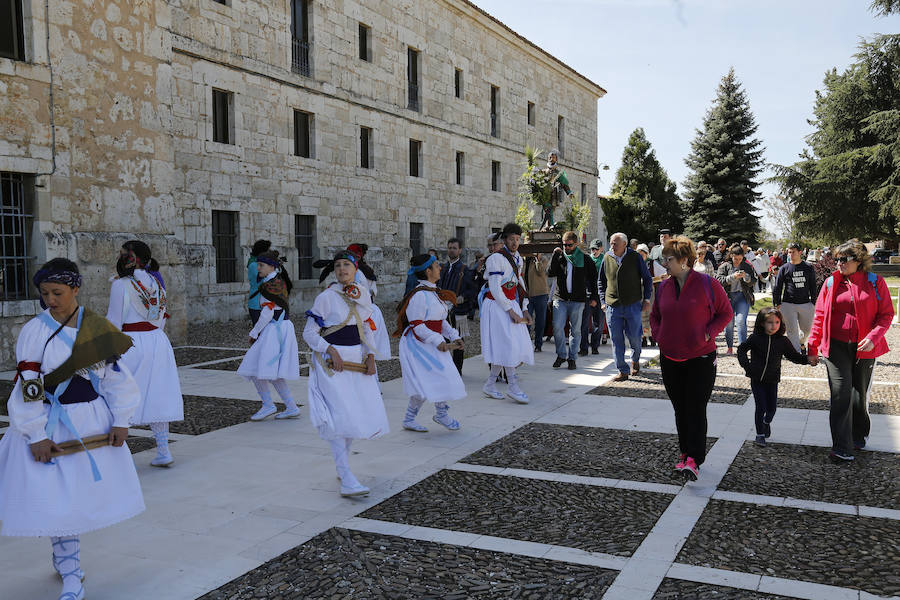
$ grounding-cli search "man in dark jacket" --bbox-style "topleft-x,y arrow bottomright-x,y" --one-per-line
772,241 -> 817,352
438,237 -> 476,373
599,232 -> 653,381
548,231 -> 599,370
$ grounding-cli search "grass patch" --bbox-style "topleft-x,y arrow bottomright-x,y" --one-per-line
751,296 -> 773,312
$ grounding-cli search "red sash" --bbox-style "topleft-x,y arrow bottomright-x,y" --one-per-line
406,319 -> 443,342
485,287 -> 517,301
122,322 -> 158,332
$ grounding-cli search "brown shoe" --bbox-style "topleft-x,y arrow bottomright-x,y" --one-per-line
612,372 -> 629,382
631,362 -> 640,376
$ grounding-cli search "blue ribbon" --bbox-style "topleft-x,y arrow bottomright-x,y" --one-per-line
38,309 -> 103,482
266,311 -> 287,367
403,328 -> 445,372
305,310 -> 326,328
406,255 -> 436,276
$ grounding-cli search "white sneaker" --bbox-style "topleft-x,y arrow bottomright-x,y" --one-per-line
507,389 -> 529,404
483,384 -> 504,400
403,420 -> 429,432
275,406 -> 302,419
337,469 -> 370,497
250,405 -> 277,421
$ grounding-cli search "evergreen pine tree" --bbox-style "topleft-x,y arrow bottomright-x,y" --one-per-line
608,127 -> 683,242
682,69 -> 765,244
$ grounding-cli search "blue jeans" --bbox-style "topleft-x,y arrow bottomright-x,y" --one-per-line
606,302 -> 643,375
527,294 -> 549,350
552,298 -> 583,360
580,301 -> 604,352
725,291 -> 750,348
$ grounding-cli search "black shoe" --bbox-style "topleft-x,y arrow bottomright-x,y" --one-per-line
578,349 -> 588,356
853,439 -> 866,450
754,435 -> 766,447
567,359 -> 576,370
763,422 -> 771,439
534,346 -> 542,353
553,357 -> 565,368
641,337 -> 648,347
591,348 -> 600,355
829,450 -> 854,462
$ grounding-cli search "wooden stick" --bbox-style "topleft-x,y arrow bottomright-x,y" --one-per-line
50,433 -> 111,458
327,359 -> 369,374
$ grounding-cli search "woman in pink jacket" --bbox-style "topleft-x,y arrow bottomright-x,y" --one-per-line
650,236 -> 733,481
807,239 -> 894,462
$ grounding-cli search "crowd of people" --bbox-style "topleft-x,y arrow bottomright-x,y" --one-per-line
0,228 -> 893,600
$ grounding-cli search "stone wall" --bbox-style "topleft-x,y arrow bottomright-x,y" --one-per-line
0,0 -> 604,367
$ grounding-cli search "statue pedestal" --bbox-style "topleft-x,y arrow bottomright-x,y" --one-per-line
519,230 -> 562,255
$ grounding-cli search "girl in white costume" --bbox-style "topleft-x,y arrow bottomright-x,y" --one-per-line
238,251 -> 301,420
107,240 -> 184,467
304,250 -> 389,497
397,253 -> 466,432
479,223 -> 534,403
0,259 -> 144,600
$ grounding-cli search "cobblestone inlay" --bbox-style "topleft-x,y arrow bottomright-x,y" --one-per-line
676,499 -> 900,597
133,395 -> 298,435
197,527 -> 618,600
0,380 -> 13,415
173,346 -> 246,367
360,469 -> 671,555
587,370 -> 750,405
652,578 -> 797,599
775,380 -> 900,415
718,441 -> 900,510
462,423 -> 716,485
125,435 -> 175,455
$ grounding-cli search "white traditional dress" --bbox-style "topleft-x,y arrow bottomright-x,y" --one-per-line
399,282 -> 466,403
354,270 -> 391,360
479,250 -> 535,367
303,283 -> 389,441
107,269 -> 184,425
237,274 -> 301,381
0,310 -> 145,537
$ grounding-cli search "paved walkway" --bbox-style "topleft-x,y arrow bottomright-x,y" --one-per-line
1,328 -> 898,599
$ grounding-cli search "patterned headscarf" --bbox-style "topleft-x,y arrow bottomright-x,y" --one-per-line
33,268 -> 83,289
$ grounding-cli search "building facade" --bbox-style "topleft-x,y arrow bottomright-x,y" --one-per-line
0,0 -> 605,367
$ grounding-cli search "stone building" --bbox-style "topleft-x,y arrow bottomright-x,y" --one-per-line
0,0 -> 605,367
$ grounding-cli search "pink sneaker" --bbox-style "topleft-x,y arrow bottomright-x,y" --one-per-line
675,453 -> 686,471
682,457 -> 699,481
726,347 -> 734,355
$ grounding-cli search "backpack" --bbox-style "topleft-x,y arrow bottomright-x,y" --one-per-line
824,272 -> 881,301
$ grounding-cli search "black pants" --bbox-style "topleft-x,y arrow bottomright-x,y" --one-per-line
448,312 -> 464,374
249,308 -> 262,326
661,352 -> 717,465
750,380 -> 778,435
823,339 -> 875,453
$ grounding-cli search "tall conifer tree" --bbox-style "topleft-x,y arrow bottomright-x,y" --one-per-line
682,69 -> 765,243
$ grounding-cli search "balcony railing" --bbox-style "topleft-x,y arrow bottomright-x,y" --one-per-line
291,39 -> 310,77
408,83 -> 419,111
490,113 -> 498,137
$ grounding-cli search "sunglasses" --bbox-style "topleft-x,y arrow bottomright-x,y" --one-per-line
563,242 -> 576,248
836,256 -> 856,264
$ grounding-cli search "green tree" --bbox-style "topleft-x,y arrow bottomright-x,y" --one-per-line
681,68 -> 765,244
605,127 -> 682,242
770,34 -> 900,243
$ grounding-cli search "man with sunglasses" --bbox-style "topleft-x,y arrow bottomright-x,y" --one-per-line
549,232 -> 600,370
773,241 -> 817,352
712,238 -> 728,269
599,232 -> 653,381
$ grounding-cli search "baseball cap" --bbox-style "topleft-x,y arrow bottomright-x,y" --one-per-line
636,243 -> 650,254
788,242 -> 801,250
589,238 -> 603,250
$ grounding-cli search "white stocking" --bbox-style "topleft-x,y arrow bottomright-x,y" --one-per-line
271,378 -> 298,411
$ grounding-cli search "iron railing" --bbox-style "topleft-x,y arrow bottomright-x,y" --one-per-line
291,39 -> 310,77
408,83 -> 419,111
0,173 -> 33,301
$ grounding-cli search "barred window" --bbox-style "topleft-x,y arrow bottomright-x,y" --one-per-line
409,222 -> 423,256
0,172 -> 34,301
295,214 -> 316,279
212,210 -> 239,283
0,0 -> 25,61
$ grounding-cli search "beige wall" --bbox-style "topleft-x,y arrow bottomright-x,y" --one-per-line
0,0 -> 603,366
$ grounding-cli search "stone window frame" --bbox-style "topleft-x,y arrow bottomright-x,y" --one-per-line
454,68 -> 463,100
359,126 -> 373,169
557,115 -> 565,158
293,109 -> 314,159
527,101 -> 535,127
0,171 -> 36,302
455,226 -> 466,250
455,151 -> 464,186
295,214 -> 317,280
489,85 -> 500,138
212,209 -> 240,284
409,139 -> 422,178
358,22 -> 372,62
409,222 -> 424,256
581,182 -> 586,203
490,160 -> 501,192
209,0 -> 229,6
212,88 -> 234,145
0,0 -> 26,61
407,46 -> 421,112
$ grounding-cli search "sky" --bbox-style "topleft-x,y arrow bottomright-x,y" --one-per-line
473,0 -> 900,235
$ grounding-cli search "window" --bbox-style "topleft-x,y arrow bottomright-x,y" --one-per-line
490,85 -> 499,137
407,48 -> 419,111
291,0 -> 310,76
557,115 -> 565,157
409,222 -> 423,256
293,110 -> 312,158
212,210 -> 239,283
581,182 -> 587,202
360,126 -> 372,169
454,68 -> 463,99
0,0 -> 25,61
527,101 -> 535,126
0,172 -> 34,300
358,23 -> 371,61
211,0 -> 227,4
295,215 -> 316,279
491,227 -> 500,235
455,151 -> 464,185
455,227 -> 466,249
491,161 -> 501,192
212,89 -> 231,144
409,139 -> 422,177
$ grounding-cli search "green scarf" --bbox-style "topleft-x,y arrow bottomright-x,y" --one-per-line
564,246 -> 585,268
44,308 -> 134,388
592,253 -> 603,271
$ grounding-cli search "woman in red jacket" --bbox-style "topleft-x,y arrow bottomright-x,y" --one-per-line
650,236 -> 733,481
807,239 -> 894,462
